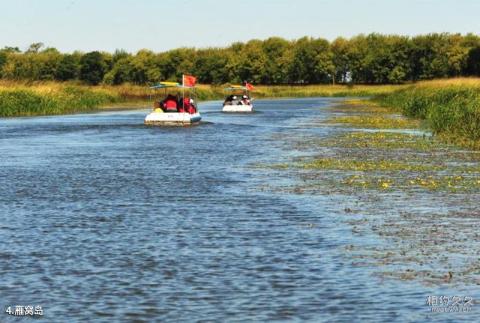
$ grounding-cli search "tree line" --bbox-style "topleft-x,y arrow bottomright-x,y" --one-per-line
1,33 -> 480,86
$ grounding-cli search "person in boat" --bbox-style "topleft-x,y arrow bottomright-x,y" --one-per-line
163,94 -> 178,112
177,96 -> 186,113
153,100 -> 164,113
240,95 -> 251,106
223,95 -> 234,106
231,95 -> 239,105
187,98 -> 197,114
179,97 -> 197,114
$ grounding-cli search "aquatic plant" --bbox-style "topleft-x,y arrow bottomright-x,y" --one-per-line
326,115 -> 420,129
301,158 -> 441,172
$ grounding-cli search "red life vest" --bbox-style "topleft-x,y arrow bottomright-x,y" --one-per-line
164,99 -> 177,111
183,98 -> 196,114
181,98 -> 190,113
187,104 -> 196,114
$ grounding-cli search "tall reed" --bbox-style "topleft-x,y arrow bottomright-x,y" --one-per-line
1,81 -> 406,117
375,78 -> 480,145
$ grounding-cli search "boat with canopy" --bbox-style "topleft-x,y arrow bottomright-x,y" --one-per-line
144,75 -> 201,126
222,82 -> 254,113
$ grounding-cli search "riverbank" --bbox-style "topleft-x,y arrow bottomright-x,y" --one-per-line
0,81 -> 149,117
373,78 -> 480,149
0,81 -> 405,117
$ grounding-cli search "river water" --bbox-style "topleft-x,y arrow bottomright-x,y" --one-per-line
0,98 -> 478,322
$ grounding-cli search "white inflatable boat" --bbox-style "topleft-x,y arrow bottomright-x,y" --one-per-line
144,78 -> 201,126
222,84 -> 254,113
222,104 -> 254,113
144,111 -> 201,126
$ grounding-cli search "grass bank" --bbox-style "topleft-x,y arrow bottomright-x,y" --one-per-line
0,81 -> 405,117
208,84 -> 406,98
0,81 -> 153,117
374,78 -> 480,148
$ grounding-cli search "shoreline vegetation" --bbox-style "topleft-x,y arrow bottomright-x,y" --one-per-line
0,80 -> 405,117
374,78 -> 480,149
1,78 -> 479,149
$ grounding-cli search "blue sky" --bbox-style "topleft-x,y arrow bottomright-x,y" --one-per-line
1,0 -> 479,53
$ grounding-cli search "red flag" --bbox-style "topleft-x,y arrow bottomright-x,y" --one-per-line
183,75 -> 197,87
245,82 -> 255,91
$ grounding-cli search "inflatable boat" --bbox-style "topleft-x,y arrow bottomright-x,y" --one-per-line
222,84 -> 254,113
144,111 -> 201,126
144,77 -> 201,126
222,104 -> 254,113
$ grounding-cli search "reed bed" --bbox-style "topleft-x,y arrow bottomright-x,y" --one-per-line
375,78 -> 480,147
194,84 -> 405,100
0,81 -> 405,117
0,81 -> 170,117
251,84 -> 406,98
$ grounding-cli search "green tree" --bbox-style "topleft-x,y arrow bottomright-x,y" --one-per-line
35,48 -> 62,80
331,37 -> 351,84
314,41 -> 334,84
194,48 -> 231,84
235,40 -> 267,83
289,37 -> 332,84
445,34 -> 469,77
0,51 -> 6,77
365,34 -> 412,83
2,46 -> 20,53
129,49 -> 162,84
112,49 -> 130,63
26,42 -> 44,53
410,33 -> 469,80
0,33 -> 479,85
56,54 -> 80,81
0,48 -> 61,80
261,37 -> 291,84
80,51 -> 106,85
466,47 -> 480,76
158,48 -> 196,82
104,56 -> 134,85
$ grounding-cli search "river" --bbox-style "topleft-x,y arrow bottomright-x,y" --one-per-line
0,98 -> 477,322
